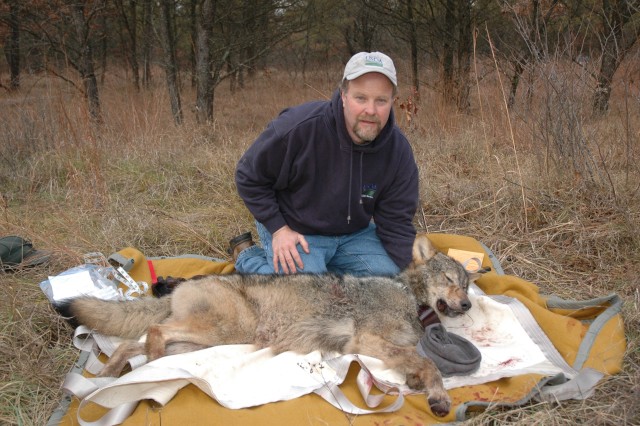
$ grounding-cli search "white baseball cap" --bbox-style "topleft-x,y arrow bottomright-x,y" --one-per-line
343,51 -> 397,86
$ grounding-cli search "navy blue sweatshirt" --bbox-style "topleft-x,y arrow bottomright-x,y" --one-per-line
235,89 -> 419,269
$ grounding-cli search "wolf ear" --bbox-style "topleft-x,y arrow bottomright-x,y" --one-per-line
412,234 -> 438,265
467,267 -> 490,282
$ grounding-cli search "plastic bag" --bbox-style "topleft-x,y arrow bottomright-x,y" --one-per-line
40,252 -> 148,303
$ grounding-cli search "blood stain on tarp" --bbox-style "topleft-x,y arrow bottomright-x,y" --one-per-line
471,325 -> 502,346
472,391 -> 489,402
498,358 -> 521,367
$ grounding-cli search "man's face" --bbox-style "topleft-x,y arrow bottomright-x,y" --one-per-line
341,73 -> 395,145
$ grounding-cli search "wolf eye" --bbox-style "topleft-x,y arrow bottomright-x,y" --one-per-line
444,274 -> 453,283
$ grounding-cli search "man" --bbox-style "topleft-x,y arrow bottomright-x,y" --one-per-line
231,51 -> 419,276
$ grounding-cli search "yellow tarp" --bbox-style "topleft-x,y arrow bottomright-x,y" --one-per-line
58,234 -> 626,425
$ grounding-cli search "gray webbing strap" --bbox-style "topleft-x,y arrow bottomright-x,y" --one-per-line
545,293 -> 623,370
535,368 -> 605,402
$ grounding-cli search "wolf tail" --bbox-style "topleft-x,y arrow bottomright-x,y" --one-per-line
57,296 -> 172,339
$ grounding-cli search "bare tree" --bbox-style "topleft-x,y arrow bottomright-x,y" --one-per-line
593,0 -> 640,113
502,0 -> 562,109
115,0 -> 140,90
4,0 -> 20,90
194,0 -> 309,123
441,0 -> 456,101
405,0 -> 419,92
6,1 -> 106,122
349,0 -> 421,92
243,0 -> 262,80
69,1 -> 103,123
141,0 -> 153,88
158,0 -> 183,125
344,0 -> 377,54
455,0 -> 473,111
189,0 -> 197,87
195,0 -> 215,123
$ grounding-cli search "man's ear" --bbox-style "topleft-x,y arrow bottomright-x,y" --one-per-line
412,234 -> 437,265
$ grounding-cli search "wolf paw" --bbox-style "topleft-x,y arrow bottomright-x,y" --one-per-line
406,373 -> 425,390
428,396 -> 451,417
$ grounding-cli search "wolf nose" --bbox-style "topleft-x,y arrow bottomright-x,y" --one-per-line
461,300 -> 472,311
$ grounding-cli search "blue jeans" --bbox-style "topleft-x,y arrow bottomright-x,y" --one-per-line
235,221 -> 400,276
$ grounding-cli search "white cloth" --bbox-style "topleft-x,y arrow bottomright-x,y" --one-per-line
439,291 -> 576,388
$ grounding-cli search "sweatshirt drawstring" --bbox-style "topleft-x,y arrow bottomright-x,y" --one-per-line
359,152 -> 363,205
347,148 -> 364,224
347,145 -> 353,224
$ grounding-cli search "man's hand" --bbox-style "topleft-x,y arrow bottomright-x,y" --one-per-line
272,226 -> 309,274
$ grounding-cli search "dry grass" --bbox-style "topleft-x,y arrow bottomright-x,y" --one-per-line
0,62 -> 638,425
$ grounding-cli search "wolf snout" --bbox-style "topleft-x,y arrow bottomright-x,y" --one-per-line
436,298 -> 471,316
460,299 -> 472,311
451,296 -> 472,313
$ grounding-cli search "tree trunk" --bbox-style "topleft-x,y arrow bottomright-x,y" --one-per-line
441,0 -> 456,104
344,3 -> 375,53
592,0 -> 638,114
158,0 -> 183,125
507,0 -> 540,109
115,0 -> 140,90
189,0 -> 197,88
70,3 -> 102,124
406,0 -> 419,94
195,0 -> 215,123
6,0 -> 20,90
455,0 -> 472,112
243,0 -> 259,79
129,0 -> 140,90
99,8 -> 108,85
115,0 -> 140,91
141,0 -> 153,88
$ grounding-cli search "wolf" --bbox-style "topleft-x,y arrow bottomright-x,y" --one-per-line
59,234 -> 482,417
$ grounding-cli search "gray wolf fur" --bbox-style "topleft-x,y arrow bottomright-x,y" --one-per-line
62,234 -> 482,417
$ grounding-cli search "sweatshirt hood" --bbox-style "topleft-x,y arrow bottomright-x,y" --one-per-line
329,89 -> 397,154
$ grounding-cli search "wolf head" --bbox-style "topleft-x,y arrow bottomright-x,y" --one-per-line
406,234 -> 484,318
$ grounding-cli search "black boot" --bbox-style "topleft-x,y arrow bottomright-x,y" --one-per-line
228,232 -> 254,262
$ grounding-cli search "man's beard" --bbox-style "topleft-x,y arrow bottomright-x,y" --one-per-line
353,117 -> 381,143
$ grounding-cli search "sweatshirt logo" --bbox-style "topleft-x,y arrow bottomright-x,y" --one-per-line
361,184 -> 377,199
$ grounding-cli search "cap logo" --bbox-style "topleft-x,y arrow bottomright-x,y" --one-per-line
364,55 -> 384,67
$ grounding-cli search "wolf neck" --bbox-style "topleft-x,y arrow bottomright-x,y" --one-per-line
400,269 -> 431,308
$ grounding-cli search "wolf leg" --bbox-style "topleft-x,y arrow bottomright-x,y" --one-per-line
99,341 -> 145,377
346,333 -> 451,417
145,322 -> 232,361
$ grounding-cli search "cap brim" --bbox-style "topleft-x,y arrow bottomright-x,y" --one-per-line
345,70 -> 397,86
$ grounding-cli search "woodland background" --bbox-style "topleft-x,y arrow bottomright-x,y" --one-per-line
1,0 -> 639,122
0,0 -> 639,425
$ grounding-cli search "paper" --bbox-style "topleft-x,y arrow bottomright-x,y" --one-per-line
447,249 -> 485,271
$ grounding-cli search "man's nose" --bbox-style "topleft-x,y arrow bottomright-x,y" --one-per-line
362,100 -> 376,115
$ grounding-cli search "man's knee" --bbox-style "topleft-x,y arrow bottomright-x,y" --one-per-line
297,252 -> 329,274
367,258 -> 400,275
